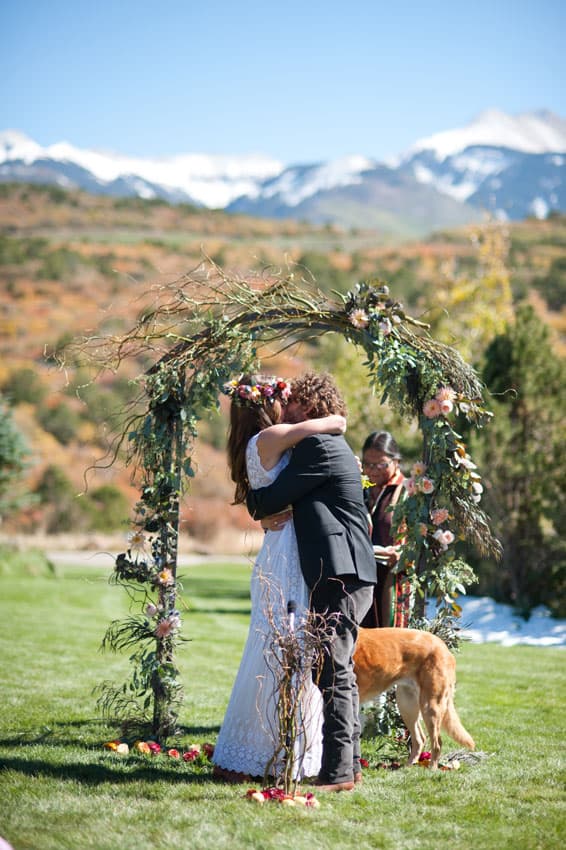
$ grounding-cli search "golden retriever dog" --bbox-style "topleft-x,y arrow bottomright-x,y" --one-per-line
353,627 -> 475,768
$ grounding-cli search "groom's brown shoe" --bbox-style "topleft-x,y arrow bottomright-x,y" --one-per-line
312,779 -> 355,792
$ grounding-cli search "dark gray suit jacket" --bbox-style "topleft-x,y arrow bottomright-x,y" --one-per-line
247,434 -> 377,590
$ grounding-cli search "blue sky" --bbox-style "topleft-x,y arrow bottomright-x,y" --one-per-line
2,0 -> 565,163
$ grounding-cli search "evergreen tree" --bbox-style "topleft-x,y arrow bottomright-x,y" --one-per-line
0,394 -> 29,518
470,305 -> 566,616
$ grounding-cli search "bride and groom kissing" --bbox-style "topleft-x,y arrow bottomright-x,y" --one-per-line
212,371 -> 376,792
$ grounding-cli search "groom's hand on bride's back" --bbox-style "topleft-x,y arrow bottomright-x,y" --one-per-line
261,508 -> 293,532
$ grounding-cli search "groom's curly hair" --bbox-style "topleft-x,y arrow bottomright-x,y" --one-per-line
290,371 -> 347,418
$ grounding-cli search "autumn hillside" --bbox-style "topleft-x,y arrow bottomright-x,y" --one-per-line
1,183 -> 564,553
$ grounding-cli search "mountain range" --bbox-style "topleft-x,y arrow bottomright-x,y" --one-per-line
1,109 -> 565,236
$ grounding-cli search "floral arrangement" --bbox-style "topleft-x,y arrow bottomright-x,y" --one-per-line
103,739 -> 214,764
346,281 -> 403,339
363,753 -> 461,771
222,377 -> 291,407
343,279 -> 498,618
96,515 -> 186,740
245,787 -> 320,807
356,750 -> 463,772
392,382 -> 488,611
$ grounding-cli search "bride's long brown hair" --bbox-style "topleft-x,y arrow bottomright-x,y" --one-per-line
226,374 -> 284,504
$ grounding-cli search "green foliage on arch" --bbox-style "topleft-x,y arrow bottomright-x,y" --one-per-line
68,262 -> 500,740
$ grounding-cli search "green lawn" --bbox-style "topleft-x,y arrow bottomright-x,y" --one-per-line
0,560 -> 564,850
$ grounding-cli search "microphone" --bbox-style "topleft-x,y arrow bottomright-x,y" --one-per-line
287,599 -> 297,633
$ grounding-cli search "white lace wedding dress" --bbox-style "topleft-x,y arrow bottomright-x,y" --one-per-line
212,434 -> 323,779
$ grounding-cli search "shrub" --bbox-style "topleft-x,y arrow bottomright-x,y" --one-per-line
533,256 -> 566,311
44,332 -> 75,364
37,403 -> 81,445
34,465 -> 90,533
0,234 -> 48,264
2,367 -> 47,405
83,484 -> 129,531
37,247 -> 84,280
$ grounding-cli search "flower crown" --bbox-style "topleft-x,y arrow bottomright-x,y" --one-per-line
222,377 -> 292,407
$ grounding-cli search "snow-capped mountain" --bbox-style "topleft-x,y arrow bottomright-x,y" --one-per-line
227,159 -> 477,235
230,110 -> 566,227
404,109 -> 566,160
1,110 -> 565,234
396,110 -> 566,221
400,146 -> 565,220
0,129 -> 283,208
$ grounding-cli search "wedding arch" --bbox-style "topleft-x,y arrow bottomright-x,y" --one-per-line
74,262 -> 500,741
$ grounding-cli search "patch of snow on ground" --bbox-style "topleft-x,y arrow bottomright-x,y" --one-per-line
427,595 -> 566,647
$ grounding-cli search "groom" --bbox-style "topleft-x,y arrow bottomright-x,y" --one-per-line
247,372 -> 376,792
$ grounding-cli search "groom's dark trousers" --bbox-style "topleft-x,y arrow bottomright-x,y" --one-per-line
247,433 -> 376,785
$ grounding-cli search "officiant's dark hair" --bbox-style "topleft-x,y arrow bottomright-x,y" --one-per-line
362,430 -> 401,460
226,373 -> 284,504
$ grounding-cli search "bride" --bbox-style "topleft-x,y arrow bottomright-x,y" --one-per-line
212,373 -> 346,782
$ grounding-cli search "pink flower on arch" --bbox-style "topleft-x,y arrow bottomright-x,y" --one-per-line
433,528 -> 455,549
349,309 -> 369,329
423,399 -> 441,419
411,461 -> 427,477
403,477 -> 416,496
431,508 -> 450,526
155,619 -> 174,639
435,386 -> 456,403
421,477 -> 435,494
155,614 -> 180,639
439,399 -> 454,415
157,568 -> 174,586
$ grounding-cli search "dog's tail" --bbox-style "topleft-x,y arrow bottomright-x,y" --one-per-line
442,687 -> 475,750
